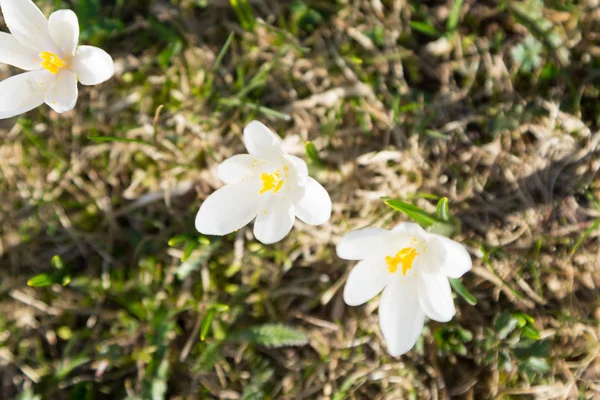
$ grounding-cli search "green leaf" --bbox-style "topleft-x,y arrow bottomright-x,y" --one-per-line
409,21 -> 441,37
200,308 -> 216,341
213,32 -> 235,72
522,357 -> 550,374
230,0 -> 255,31
384,199 -> 440,228
27,273 -> 58,287
495,311 -> 518,339
230,324 -> 309,348
182,241 -> 198,262
51,255 -> 65,271
522,325 -> 541,340
449,278 -> 477,305
194,342 -> 222,372
447,0 -> 464,31
61,275 -> 71,286
89,136 -> 151,145
435,197 -> 451,222
305,141 -> 322,165
168,234 -> 189,247
571,219 -> 600,255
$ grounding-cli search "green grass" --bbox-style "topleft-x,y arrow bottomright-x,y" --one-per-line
1,0 -> 600,398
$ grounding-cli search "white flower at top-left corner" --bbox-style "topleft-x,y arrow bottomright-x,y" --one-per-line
195,121 -> 332,244
0,0 -> 114,119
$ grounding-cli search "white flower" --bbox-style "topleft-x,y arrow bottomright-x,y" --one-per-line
337,222 -> 472,356
0,0 -> 114,119
195,121 -> 332,244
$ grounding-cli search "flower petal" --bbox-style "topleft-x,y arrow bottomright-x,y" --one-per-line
253,196 -> 295,244
392,222 -> 427,236
429,234 -> 472,278
0,32 -> 41,70
0,0 -> 59,53
417,269 -> 455,322
283,155 -> 308,185
70,45 -> 114,85
217,154 -> 258,184
336,228 -> 392,261
294,177 -> 331,226
195,179 -> 261,236
343,258 -> 389,306
379,280 -> 425,357
243,120 -> 284,160
44,69 -> 77,113
0,70 -> 52,119
48,10 -> 78,56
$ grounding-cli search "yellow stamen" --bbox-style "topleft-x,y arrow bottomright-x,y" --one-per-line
386,247 -> 418,275
260,171 -> 284,194
39,52 -> 68,74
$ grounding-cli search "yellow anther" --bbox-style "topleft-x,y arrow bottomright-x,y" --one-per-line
386,247 -> 418,275
39,52 -> 67,74
260,171 -> 284,194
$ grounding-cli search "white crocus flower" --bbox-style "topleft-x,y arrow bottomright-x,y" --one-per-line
0,0 -> 114,119
337,222 -> 472,356
195,121 -> 332,244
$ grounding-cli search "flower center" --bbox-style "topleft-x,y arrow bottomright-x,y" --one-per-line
386,247 -> 418,275
260,171 -> 284,194
39,52 -> 68,74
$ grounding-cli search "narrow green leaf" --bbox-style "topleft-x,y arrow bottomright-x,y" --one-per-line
194,342 -> 222,372
27,273 -> 58,287
51,255 -> 65,271
384,199 -> 440,228
409,21 -> 441,37
571,219 -> 600,255
168,235 -> 189,247
435,197 -> 451,222
182,241 -> 198,262
213,32 -> 235,72
522,325 -> 541,340
305,141 -> 322,165
200,309 -> 216,341
89,136 -> 150,145
447,0 -> 464,31
449,278 -> 477,305
230,324 -> 309,348
212,303 -> 230,312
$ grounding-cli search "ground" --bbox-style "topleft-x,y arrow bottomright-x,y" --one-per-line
1,0 -> 600,399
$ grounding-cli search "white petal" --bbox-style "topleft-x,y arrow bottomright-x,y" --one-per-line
379,280 -> 425,357
417,269 -> 455,322
336,228 -> 392,260
48,10 -> 78,56
283,155 -> 308,185
294,177 -> 331,226
217,154 -> 258,184
195,180 -> 261,236
44,69 -> 77,113
243,120 -> 285,159
343,258 -> 389,306
0,32 -> 41,70
429,234 -> 472,278
253,196 -> 295,244
0,0 -> 59,53
0,70 -> 52,119
392,222 -> 427,236
71,45 -> 114,85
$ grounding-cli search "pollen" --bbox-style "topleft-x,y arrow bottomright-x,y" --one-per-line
39,52 -> 68,74
260,170 -> 284,194
386,247 -> 418,275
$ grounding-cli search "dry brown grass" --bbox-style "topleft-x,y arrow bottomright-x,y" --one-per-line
1,0 -> 600,398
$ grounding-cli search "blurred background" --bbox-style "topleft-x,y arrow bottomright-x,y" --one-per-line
1,0 -> 600,398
